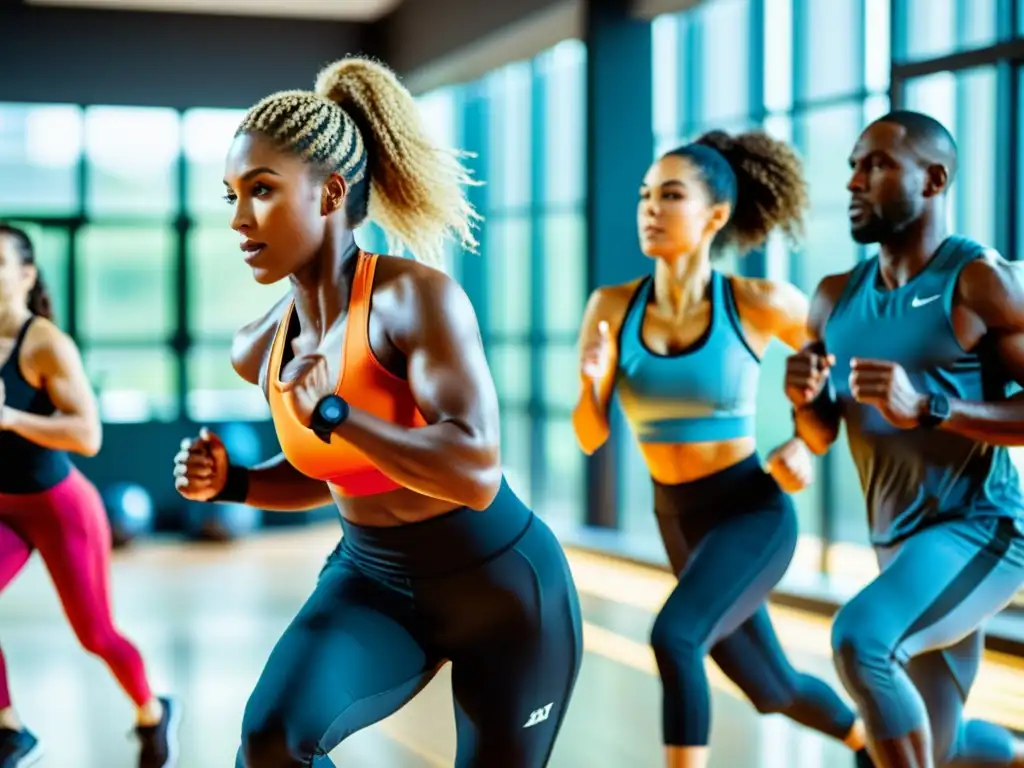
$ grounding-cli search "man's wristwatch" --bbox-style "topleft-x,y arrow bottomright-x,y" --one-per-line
919,393 -> 951,429
309,395 -> 350,444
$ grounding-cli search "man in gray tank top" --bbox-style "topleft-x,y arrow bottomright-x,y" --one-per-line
785,110 -> 1024,767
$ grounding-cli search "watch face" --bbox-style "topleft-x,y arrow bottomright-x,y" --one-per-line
321,401 -> 342,421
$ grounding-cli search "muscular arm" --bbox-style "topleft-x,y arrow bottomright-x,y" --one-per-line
1,323 -> 101,456
792,274 -> 847,455
932,257 -> 1024,445
237,452 -> 334,511
571,287 -> 623,455
226,296 -> 335,511
328,272 -> 502,510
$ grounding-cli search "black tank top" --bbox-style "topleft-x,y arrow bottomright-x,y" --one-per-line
0,318 -> 72,494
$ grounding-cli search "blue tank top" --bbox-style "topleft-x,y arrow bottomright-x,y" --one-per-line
0,317 -> 72,494
615,270 -> 760,444
824,235 -> 1024,546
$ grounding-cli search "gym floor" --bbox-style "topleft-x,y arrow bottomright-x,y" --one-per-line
2,524 -> 1022,767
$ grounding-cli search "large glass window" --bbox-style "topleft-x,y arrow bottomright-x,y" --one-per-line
488,343 -> 531,408
485,216 -> 532,336
416,88 -> 459,150
763,0 -> 794,112
0,103 -> 81,217
186,224 -> 287,341
540,212 -> 587,335
186,344 -> 269,423
799,0 -> 862,101
864,0 -> 891,93
451,41 -> 588,531
501,408 -> 534,507
540,416 -> 586,530
542,42 -> 586,207
182,108 -> 247,221
697,0 -> 751,123
652,14 -> 688,149
485,63 -> 533,213
84,347 -> 178,424
76,223 -> 179,422
901,0 -> 999,62
793,103 -> 863,293
83,106 -> 180,218
77,225 -> 176,343
904,67 -> 998,247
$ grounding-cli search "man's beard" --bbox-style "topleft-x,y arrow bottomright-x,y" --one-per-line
850,199 -> 917,245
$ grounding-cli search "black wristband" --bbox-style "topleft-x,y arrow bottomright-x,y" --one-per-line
211,464 -> 250,503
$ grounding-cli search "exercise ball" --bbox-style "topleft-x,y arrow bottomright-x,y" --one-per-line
185,501 -> 260,543
218,422 -> 262,466
185,421 -> 263,542
103,482 -> 155,549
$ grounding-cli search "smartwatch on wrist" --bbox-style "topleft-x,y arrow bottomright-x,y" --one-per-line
919,393 -> 951,429
309,394 -> 350,444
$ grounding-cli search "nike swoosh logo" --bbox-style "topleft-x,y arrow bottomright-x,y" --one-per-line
911,294 -> 940,308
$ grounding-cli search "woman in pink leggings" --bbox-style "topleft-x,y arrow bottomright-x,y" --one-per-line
0,224 -> 179,768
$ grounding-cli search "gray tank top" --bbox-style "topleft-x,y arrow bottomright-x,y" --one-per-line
824,235 -> 1024,546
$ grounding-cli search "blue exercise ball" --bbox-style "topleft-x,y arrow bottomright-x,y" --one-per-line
185,501 -> 261,543
103,483 -> 155,548
186,421 -> 264,542
218,422 -> 262,466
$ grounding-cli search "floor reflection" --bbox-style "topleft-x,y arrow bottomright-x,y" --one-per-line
0,525 -> 1019,767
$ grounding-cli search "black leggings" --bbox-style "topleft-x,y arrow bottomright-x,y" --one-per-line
650,454 -> 857,747
236,478 -> 583,768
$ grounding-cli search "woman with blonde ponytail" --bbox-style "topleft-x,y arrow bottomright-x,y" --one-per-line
172,57 -> 583,768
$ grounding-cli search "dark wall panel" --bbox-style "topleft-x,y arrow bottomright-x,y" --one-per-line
376,0 -> 564,75
0,4 -> 372,109
0,0 -> 580,109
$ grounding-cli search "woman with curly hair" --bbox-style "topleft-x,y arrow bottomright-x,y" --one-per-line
572,131 -> 872,768
173,56 -> 582,768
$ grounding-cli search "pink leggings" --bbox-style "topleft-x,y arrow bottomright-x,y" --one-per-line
0,467 -> 153,710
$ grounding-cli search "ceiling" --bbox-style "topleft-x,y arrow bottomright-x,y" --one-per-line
25,0 -> 403,21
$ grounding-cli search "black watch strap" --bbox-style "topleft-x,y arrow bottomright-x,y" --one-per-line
920,393 -> 950,429
310,395 -> 349,444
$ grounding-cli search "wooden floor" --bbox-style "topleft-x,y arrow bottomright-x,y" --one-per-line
2,524 -> 1024,768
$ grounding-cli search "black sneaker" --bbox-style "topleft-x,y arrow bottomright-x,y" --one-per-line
0,727 -> 43,768
135,696 -> 181,768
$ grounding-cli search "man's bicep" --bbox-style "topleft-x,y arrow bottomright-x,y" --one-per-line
807,272 -> 851,344
992,331 -> 1024,390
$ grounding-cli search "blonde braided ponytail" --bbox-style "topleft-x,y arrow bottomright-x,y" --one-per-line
235,57 -> 481,267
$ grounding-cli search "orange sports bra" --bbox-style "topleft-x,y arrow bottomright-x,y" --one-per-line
266,250 -> 427,497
